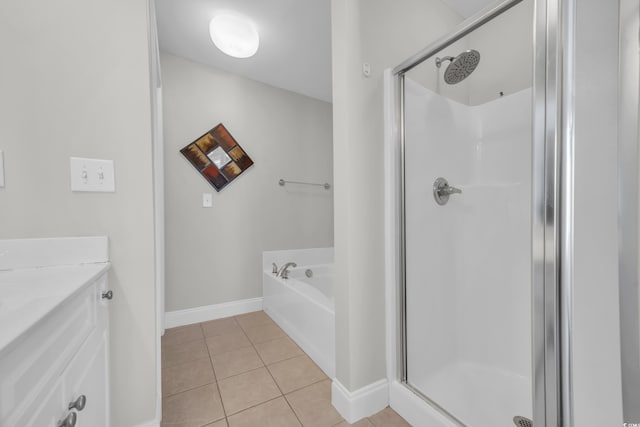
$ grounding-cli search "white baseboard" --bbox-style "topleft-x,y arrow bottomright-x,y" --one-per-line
165,297 -> 263,329
133,419 -> 160,427
331,378 -> 389,423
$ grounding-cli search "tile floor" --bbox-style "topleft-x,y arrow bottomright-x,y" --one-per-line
161,310 -> 411,427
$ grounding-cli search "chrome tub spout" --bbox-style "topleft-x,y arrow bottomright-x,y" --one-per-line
277,262 -> 297,279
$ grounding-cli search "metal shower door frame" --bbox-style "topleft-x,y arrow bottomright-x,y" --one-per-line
617,0 -> 640,420
388,0 -> 575,425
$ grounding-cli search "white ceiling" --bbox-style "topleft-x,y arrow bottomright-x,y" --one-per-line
155,0 -> 333,103
155,0 -> 495,104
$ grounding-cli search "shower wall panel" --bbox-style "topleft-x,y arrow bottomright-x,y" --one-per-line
404,77 -> 531,426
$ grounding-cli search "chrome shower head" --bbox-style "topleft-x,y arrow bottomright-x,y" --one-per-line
435,49 -> 481,84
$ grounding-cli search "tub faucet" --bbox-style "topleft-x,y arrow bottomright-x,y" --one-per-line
272,263 -> 279,275
278,262 -> 297,279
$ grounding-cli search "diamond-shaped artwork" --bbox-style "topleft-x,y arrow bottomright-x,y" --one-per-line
180,123 -> 254,191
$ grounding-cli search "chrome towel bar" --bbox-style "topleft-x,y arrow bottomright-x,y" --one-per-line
279,178 -> 331,190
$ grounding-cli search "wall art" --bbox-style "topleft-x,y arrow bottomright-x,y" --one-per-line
180,123 -> 254,191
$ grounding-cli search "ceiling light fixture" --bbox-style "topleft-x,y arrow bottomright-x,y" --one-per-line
209,14 -> 259,59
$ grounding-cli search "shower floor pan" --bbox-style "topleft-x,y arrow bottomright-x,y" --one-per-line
408,361 -> 531,427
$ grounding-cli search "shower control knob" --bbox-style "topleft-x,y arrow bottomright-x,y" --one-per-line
101,290 -> 113,300
433,177 -> 462,206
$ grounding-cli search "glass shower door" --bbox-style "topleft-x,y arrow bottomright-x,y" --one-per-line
402,1 -> 534,425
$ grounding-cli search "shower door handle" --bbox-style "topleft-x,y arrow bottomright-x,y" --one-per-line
433,177 -> 462,205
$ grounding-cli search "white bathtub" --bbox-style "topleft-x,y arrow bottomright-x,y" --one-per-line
262,248 -> 335,377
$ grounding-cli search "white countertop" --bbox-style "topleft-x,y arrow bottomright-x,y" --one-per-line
0,262 -> 110,354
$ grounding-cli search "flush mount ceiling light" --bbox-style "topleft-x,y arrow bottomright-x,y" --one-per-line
209,14 -> 259,59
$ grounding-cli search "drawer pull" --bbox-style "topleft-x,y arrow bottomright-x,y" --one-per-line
101,290 -> 113,300
57,412 -> 77,427
68,395 -> 87,411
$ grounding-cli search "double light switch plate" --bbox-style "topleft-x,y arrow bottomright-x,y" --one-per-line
70,157 -> 115,192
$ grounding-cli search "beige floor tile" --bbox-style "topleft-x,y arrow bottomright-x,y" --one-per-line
163,339 -> 209,369
285,380 -> 343,427
227,397 -> 301,427
201,317 -> 242,338
206,330 -> 252,355
267,355 -> 327,394
163,324 -> 205,348
368,407 -> 410,427
333,418 -> 374,427
243,322 -> 286,344
254,336 -> 304,365
161,383 -> 225,427
163,357 -> 216,397
218,367 -> 282,415
211,346 -> 264,379
203,420 -> 228,427
235,311 -> 274,330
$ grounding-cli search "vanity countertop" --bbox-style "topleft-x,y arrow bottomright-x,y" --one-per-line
0,262 -> 110,355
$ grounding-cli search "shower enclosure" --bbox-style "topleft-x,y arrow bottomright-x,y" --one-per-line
384,0 -> 571,425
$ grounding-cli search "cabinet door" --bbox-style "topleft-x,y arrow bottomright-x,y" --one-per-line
63,329 -> 108,427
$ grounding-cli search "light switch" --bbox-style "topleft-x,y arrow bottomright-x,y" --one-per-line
0,151 -> 4,188
202,193 -> 213,208
70,157 -> 115,192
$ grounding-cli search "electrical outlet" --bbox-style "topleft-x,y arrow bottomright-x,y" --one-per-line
70,157 -> 115,192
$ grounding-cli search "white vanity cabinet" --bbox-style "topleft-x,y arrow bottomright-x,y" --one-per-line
0,237 -> 111,427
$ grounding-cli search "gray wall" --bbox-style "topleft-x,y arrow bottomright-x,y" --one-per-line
0,0 -> 157,425
161,53 -> 334,311
331,0 -> 462,391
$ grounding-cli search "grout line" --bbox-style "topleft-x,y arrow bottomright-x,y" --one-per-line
161,333 -> 205,349
164,311 -> 336,426
216,365 -> 267,382
247,322 -> 304,426
202,321 -> 229,420
233,311 -> 274,330
250,312 -> 332,424
262,351 -> 307,367
163,356 -> 211,371
207,322 -> 281,419
199,414 -> 226,427
282,377 -> 332,397
225,395 -> 288,419
207,342 -> 255,358
161,379 -> 219,399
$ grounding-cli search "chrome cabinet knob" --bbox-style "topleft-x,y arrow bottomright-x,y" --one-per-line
57,412 -> 77,427
101,290 -> 113,300
68,395 -> 86,411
